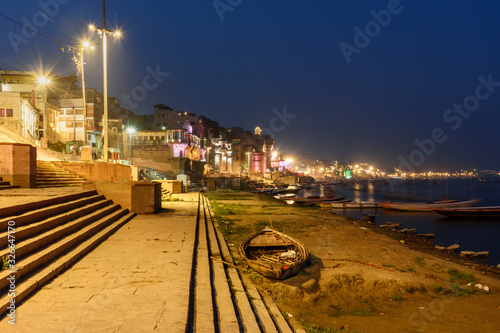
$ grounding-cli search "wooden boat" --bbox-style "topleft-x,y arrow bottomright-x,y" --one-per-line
382,199 -> 457,209
317,200 -> 351,208
239,227 -> 309,280
329,201 -> 383,209
273,193 -> 296,200
433,206 -> 500,218
382,199 -> 481,212
284,195 -> 343,205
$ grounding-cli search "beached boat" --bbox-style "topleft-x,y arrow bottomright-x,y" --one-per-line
239,227 -> 309,280
284,195 -> 343,205
317,200 -> 350,208
273,193 -> 297,200
382,199 -> 481,212
433,206 -> 500,218
381,199 -> 457,209
329,201 -> 383,209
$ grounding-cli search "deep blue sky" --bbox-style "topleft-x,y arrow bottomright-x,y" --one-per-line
1,0 -> 500,171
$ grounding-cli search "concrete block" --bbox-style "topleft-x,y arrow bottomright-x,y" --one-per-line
80,146 -> 92,161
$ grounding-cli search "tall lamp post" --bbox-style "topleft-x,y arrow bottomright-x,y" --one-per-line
38,77 -> 50,144
77,42 -> 94,146
89,0 -> 121,161
127,128 -> 135,165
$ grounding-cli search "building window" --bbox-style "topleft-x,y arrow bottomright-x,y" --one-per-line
88,134 -> 92,141
6,109 -> 13,117
0,109 -> 4,117
76,109 -> 84,115
66,109 -> 74,115
76,122 -> 84,127
66,122 -> 74,128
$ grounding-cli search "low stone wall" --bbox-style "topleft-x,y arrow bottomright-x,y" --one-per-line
0,143 -> 36,188
83,181 -> 161,214
54,161 -> 133,182
152,180 -> 183,194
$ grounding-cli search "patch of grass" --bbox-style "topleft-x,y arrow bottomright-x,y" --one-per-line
415,256 -> 426,267
448,267 -> 478,284
363,300 -> 376,312
205,193 -> 254,200
211,202 -> 249,215
382,264 -> 395,268
1,256 -> 9,270
433,284 -> 448,295
328,309 -> 343,317
349,309 -> 373,317
407,267 -> 416,273
450,282 -> 475,297
391,293 -> 405,302
300,320 -> 340,333
254,220 -> 269,230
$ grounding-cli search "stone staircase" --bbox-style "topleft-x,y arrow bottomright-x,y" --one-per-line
0,190 -> 135,315
36,161 -> 86,188
190,194 -> 294,332
0,177 -> 19,191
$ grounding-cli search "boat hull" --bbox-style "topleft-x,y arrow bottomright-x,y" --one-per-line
434,207 -> 500,218
382,199 -> 480,212
330,202 -> 383,209
239,228 -> 309,280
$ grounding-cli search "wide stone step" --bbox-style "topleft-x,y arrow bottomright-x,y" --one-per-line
36,171 -> 73,176
0,205 -> 127,291
0,185 -> 19,191
0,190 -> 97,219
0,211 -> 135,316
36,177 -> 85,182
0,196 -> 109,247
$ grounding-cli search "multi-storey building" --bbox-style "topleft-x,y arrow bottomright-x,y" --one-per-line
0,91 -> 39,142
58,89 -> 103,147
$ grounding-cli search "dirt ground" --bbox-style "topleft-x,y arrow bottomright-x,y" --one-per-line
205,191 -> 500,333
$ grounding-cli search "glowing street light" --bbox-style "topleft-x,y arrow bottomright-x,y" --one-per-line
38,76 -> 51,142
75,41 -> 94,146
127,127 -> 135,165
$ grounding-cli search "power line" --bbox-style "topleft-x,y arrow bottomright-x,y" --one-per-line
0,12 -> 77,51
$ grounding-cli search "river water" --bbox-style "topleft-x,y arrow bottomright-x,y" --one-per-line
300,179 -> 500,266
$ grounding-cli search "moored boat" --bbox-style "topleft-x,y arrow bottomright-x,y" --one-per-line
433,206 -> 500,218
330,201 -> 383,209
284,195 -> 343,205
382,199 -> 481,212
239,227 -> 309,280
381,199 -> 457,209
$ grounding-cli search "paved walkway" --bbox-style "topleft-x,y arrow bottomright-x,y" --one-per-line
0,193 -> 200,332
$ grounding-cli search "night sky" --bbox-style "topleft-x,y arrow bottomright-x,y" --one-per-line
1,1 -> 500,171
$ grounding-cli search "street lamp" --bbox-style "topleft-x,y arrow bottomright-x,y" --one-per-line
89,0 -> 122,162
127,128 -> 135,165
38,76 -> 50,143
77,41 -> 94,146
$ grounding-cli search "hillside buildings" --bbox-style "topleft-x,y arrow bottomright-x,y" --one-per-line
0,69 -> 278,182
